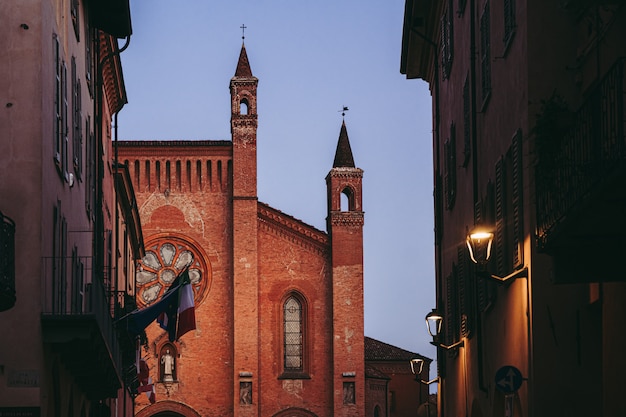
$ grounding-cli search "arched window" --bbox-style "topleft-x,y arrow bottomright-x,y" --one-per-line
283,295 -> 303,371
341,187 -> 354,211
240,98 -> 249,115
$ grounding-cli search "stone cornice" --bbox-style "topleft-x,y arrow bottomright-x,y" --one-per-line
257,202 -> 329,255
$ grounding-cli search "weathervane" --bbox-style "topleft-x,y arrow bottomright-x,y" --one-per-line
240,24 -> 247,40
339,106 -> 349,118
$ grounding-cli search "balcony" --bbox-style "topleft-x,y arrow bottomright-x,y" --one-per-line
0,211 -> 15,311
41,264 -> 125,400
535,58 -> 626,283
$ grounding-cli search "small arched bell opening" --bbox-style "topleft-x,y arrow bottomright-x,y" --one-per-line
340,186 -> 355,212
240,98 -> 249,115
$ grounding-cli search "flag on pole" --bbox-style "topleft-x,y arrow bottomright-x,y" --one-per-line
157,269 -> 196,341
125,266 -> 195,341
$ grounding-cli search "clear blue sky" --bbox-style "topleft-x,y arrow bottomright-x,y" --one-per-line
117,0 -> 436,367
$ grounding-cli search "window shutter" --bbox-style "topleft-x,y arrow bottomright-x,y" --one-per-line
512,129 -> 523,268
462,75 -> 471,167
480,2 -> 492,102
495,157 -> 506,276
457,245 -> 473,338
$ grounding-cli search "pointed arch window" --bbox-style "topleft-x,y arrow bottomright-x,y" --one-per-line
284,296 -> 302,370
280,293 -> 310,379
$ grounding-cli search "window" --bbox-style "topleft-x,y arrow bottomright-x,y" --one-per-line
85,116 -> 94,218
457,245 -> 473,338
85,26 -> 93,97
54,36 -> 62,166
462,75 -> 471,167
341,187 -> 355,211
71,56 -> 82,180
71,246 -> 84,314
240,99 -> 249,115
440,1 -> 454,79
444,269 -> 460,349
52,202 -> 67,313
494,130 -> 524,276
62,60 -> 69,181
504,0 -> 516,48
480,2 -> 492,105
284,296 -> 303,371
136,237 -> 209,308
444,122 -> 457,210
71,0 -> 80,41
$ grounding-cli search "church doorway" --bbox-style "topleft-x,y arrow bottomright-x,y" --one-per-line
272,407 -> 319,417
135,401 -> 201,417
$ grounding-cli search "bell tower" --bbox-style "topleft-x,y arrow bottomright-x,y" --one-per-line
326,120 -> 365,417
230,42 -> 258,198
230,41 -> 260,417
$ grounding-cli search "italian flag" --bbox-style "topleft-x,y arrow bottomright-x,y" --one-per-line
157,268 -> 196,341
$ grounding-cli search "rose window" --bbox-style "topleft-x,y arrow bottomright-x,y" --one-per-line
136,236 -> 210,307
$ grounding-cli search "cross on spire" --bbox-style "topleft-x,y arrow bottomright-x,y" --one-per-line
240,24 -> 247,40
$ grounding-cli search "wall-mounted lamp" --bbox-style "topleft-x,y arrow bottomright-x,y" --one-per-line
410,358 -> 439,385
466,227 -> 528,282
425,309 -> 464,351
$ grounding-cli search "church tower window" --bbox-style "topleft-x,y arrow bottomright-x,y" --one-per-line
341,187 -> 355,211
240,98 -> 249,115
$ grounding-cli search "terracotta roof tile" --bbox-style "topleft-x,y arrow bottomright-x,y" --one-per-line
364,336 -> 431,362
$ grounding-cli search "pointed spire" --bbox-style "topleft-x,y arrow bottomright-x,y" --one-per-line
234,43 -> 253,77
333,120 -> 355,168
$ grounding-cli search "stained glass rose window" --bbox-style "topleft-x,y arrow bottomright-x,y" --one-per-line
136,235 -> 210,307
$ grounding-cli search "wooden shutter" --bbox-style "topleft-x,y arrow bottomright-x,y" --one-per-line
511,129 -> 523,268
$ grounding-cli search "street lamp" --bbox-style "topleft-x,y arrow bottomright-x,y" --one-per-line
410,358 -> 439,385
425,309 -> 464,351
466,227 -> 528,282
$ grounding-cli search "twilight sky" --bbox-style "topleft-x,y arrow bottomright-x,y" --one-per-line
117,0 -> 436,369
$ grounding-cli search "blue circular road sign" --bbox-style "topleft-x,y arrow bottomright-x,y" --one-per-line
495,365 -> 523,393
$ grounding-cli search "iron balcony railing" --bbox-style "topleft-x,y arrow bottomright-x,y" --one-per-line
536,58 -> 626,249
0,211 -> 15,312
41,255 -> 128,399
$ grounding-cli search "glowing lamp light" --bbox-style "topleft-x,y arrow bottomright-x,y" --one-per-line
466,229 -> 494,265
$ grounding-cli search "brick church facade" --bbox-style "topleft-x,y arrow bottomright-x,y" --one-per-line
117,43 -> 367,417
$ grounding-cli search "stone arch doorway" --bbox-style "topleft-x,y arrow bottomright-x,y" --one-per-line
136,400 -> 201,417
272,407 -> 318,417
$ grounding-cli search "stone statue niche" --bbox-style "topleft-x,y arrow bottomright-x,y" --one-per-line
159,343 -> 177,382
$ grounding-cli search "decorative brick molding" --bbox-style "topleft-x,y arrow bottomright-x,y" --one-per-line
329,211 -> 365,227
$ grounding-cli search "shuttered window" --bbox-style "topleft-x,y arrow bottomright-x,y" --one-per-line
441,1 -> 454,79
504,0 -> 516,47
444,123 -> 457,210
494,130 -> 524,276
480,2 -> 492,105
